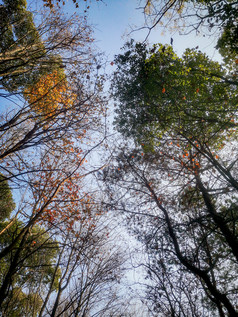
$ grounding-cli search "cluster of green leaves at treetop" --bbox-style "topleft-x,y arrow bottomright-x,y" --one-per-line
112,40 -> 237,152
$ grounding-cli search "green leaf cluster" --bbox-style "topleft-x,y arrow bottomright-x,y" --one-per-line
113,41 -> 237,150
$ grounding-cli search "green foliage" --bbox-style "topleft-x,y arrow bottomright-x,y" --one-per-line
202,0 -> 238,61
216,26 -> 238,65
0,220 -> 60,313
0,221 -> 60,287
111,35 -> 238,316
0,0 -> 38,52
113,41 -> 237,150
2,288 -> 42,317
0,0 -> 62,92
0,175 -> 15,221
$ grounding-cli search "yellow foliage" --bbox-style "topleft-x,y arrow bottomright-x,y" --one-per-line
24,70 -> 76,118
145,1 -> 152,15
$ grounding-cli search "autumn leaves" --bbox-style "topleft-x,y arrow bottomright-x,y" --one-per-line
0,2 -> 114,314
24,70 -> 76,119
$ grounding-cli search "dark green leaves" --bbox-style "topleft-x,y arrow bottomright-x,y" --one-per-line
112,41 -> 237,151
0,175 -> 15,221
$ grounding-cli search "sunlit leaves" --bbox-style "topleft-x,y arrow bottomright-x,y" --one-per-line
0,0 -> 115,314
24,70 -> 76,119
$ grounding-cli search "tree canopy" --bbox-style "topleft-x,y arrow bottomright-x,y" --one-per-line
109,15 -> 238,317
113,40 -> 237,151
0,1 -> 127,315
0,0 -> 237,316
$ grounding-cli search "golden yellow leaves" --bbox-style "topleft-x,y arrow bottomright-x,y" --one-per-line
24,70 -> 76,119
145,1 -> 152,15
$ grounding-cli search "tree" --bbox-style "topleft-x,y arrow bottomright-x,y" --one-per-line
0,1 -> 119,315
0,169 -> 127,316
0,224 -> 60,316
0,0 -> 103,165
140,0 -> 238,61
105,40 -> 238,316
0,174 -> 15,221
0,0 -> 60,92
24,69 -> 76,118
103,141 -> 238,316
113,41 -> 237,149
0,182 -> 60,314
43,219 -> 125,317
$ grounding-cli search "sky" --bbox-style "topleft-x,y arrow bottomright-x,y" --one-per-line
61,0 -> 221,63
55,0 -> 223,182
82,1 -> 220,61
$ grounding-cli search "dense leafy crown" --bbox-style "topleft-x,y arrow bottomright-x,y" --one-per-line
113,41 -> 237,150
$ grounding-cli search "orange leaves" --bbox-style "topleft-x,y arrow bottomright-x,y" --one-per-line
162,87 -> 166,93
24,70 -> 76,118
194,161 -> 200,168
36,167 -> 103,235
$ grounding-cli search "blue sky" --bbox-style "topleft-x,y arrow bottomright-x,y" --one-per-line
78,1 -> 220,62
61,0 -> 221,63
